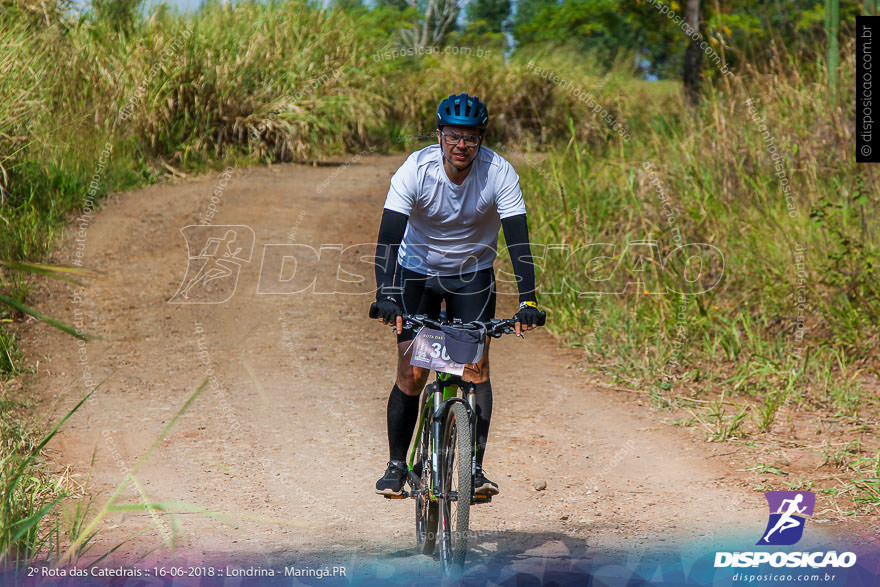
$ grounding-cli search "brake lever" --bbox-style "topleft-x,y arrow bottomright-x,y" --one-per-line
503,325 -> 523,339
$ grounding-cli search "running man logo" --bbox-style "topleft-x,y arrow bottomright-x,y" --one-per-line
169,225 -> 255,304
757,491 -> 815,546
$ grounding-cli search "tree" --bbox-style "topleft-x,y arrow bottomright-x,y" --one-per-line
826,0 -> 840,95
703,0 -> 861,71
683,0 -> 702,105
466,0 -> 511,34
511,0 -> 556,44
512,0 -> 682,76
397,0 -> 473,49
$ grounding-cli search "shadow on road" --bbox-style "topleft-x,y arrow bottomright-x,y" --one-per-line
284,530 -> 649,585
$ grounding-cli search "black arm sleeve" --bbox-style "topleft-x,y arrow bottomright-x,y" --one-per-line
374,209 -> 409,301
501,214 -> 538,304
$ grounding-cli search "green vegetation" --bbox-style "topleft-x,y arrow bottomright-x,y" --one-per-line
466,0 -> 510,35
520,36 -> 878,511
1,385 -> 207,568
1,0 -> 877,563
511,0 -> 867,78
1,392 -> 90,567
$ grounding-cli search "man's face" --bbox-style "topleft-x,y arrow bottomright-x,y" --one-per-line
437,125 -> 483,168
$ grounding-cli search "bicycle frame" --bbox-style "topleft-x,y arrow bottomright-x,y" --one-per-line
408,371 -> 478,502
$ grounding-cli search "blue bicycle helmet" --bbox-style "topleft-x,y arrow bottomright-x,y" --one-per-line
436,93 -> 489,131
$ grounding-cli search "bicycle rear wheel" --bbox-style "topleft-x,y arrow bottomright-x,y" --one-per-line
415,389 -> 438,554
438,402 -> 472,572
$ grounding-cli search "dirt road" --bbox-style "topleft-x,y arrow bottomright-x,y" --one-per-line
18,156 -> 864,581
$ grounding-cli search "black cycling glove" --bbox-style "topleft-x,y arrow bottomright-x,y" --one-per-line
371,296 -> 402,323
514,301 -> 546,327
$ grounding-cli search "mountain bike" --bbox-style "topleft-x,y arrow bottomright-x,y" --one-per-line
369,309 -> 543,572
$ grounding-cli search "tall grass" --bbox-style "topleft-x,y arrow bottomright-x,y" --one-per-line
522,38 -> 878,438
0,384 -> 208,567
109,2 -> 384,163
61,1 -> 636,163
1,392 -> 90,566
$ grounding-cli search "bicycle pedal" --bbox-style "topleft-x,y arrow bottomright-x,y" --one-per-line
383,491 -> 409,500
472,494 -> 492,504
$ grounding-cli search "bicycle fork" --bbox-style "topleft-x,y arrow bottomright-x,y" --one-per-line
426,379 -> 483,504
430,383 -> 443,498
465,383 -> 477,483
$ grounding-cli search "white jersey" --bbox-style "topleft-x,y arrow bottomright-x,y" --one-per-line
383,144 -> 526,276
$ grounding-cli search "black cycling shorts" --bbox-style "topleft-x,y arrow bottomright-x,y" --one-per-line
395,266 -> 496,344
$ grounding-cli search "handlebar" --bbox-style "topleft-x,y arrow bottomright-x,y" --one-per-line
403,314 -> 517,338
369,303 -> 545,338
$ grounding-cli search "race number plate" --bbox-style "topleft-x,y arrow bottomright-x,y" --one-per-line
409,328 -> 465,376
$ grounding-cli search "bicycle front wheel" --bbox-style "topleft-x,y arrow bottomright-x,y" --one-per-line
438,402 -> 472,572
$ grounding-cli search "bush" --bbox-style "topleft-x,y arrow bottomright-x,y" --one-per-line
523,38 -> 878,421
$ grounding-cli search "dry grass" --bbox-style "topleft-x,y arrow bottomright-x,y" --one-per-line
519,36 -> 878,513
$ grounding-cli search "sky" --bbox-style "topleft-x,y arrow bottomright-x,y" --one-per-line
173,0 -> 202,10
156,0 -> 231,11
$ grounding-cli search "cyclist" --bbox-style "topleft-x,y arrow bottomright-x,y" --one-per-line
371,93 -> 545,497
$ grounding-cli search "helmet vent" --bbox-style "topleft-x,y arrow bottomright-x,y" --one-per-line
436,93 -> 488,130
